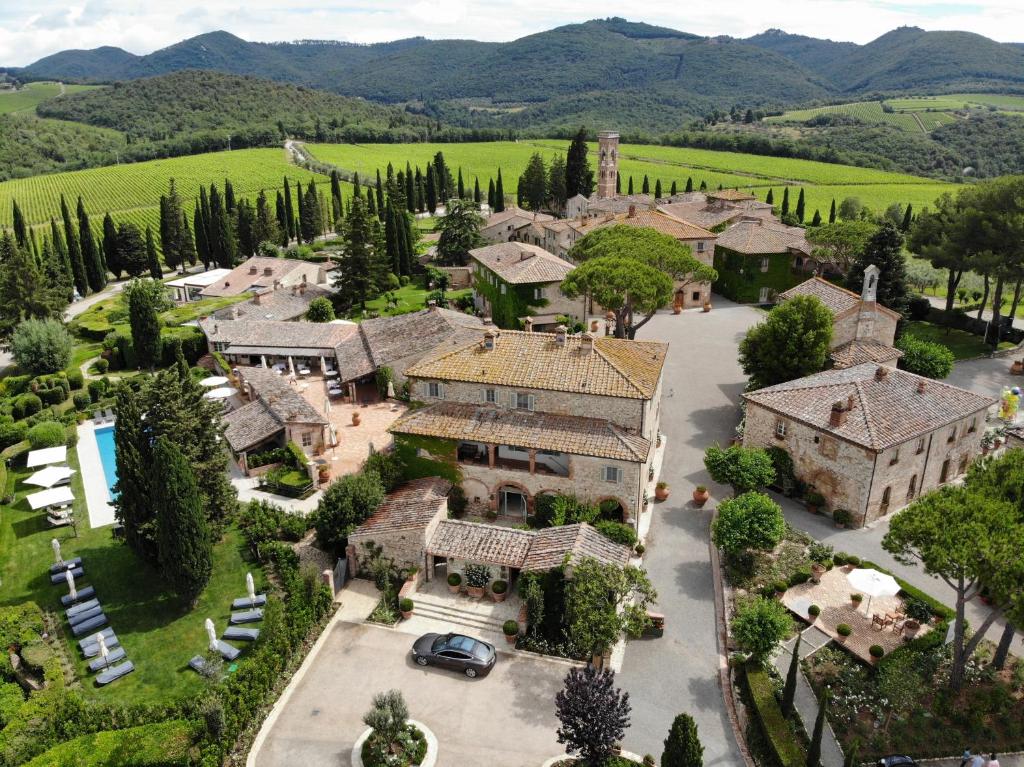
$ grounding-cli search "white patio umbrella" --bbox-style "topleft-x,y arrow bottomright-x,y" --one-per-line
65,569 -> 76,601
25,465 -> 76,488
199,376 -> 230,388
288,357 -> 296,377
26,445 -> 67,468
205,618 -> 218,653
324,397 -> 331,415
96,632 -> 110,668
386,380 -> 395,399
52,538 -> 63,565
202,387 -> 237,400
246,572 -> 256,606
846,568 -> 901,614
26,486 -> 74,510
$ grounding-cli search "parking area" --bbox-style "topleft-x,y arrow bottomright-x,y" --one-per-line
252,620 -> 569,767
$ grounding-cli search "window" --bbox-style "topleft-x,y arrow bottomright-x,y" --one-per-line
774,420 -> 787,439
958,456 -> 968,475
301,432 -> 312,447
907,475 -> 917,500
692,291 -> 701,302
947,427 -> 957,444
967,418 -> 977,434
602,466 -> 622,483
483,388 -> 497,404
427,382 -> 444,399
880,486 -> 891,513
916,437 -> 926,455
515,392 -> 535,411
889,447 -> 900,466
533,287 -> 544,300
760,257 -> 770,273
500,284 -> 507,295
697,241 -> 705,252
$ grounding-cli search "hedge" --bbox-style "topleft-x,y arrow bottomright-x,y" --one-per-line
22,720 -> 195,767
285,440 -> 310,468
27,422 -> 66,450
744,662 -> 805,767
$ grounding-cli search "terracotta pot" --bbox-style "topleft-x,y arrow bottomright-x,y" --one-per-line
467,585 -> 485,599
1011,360 -> 1023,375
491,590 -> 507,603
903,619 -> 921,639
810,563 -> 826,583
590,320 -> 599,332
447,582 -> 461,594
702,302 -> 712,313
692,488 -> 710,506
655,486 -> 669,501
807,504 -> 819,514
834,520 -> 846,529
504,633 -> 516,645
351,412 -> 361,426
400,609 -> 413,620
318,468 -> 330,483
837,634 -> 849,644
672,306 -> 682,315
851,598 -> 862,608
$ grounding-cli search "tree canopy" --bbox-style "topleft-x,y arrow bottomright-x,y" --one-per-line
844,223 -> 910,316
703,444 -> 776,496
806,221 -> 878,274
738,294 -> 833,389
711,491 -> 785,555
555,665 -> 630,767
435,198 -> 485,266
10,318 -> 73,375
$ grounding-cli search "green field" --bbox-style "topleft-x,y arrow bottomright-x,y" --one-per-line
0,147 -> 343,242
307,140 -> 956,218
765,101 -> 925,132
0,82 -> 98,115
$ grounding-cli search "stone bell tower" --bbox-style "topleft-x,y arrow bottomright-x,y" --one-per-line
597,131 -> 619,199
861,264 -> 880,303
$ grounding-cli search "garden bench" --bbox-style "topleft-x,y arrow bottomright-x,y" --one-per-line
78,627 -> 114,650
49,566 -> 83,584
213,639 -> 241,661
49,557 -> 82,574
229,608 -> 263,624
68,605 -> 104,626
71,614 -> 108,637
66,598 -> 100,618
81,633 -> 120,658
230,594 -> 267,609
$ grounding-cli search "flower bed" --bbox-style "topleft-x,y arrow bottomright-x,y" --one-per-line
360,723 -> 428,767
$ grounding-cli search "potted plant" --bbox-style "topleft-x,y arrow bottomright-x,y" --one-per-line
805,490 -> 826,514
464,564 -> 490,599
808,604 -> 821,620
317,463 -> 330,483
352,411 -> 361,426
591,319 -> 600,333
850,593 -> 863,608
491,579 -> 508,603
405,565 -> 419,582
703,301 -> 712,313
845,555 -> 861,572
655,481 -> 670,501
642,491 -> 650,509
836,623 -> 852,643
832,508 -> 852,529
635,543 -> 645,556
400,598 -> 414,620
692,485 -> 710,506
773,580 -> 788,598
644,756 -> 657,767
502,620 -> 519,645
447,572 -> 462,594
673,303 -> 682,315
810,562 -> 826,583
1012,359 -> 1024,375
869,644 -> 885,663
902,618 -> 921,639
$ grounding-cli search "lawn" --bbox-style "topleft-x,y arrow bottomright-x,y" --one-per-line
0,446 -> 264,704
70,291 -> 249,339
349,283 -> 471,320
902,321 -> 1015,360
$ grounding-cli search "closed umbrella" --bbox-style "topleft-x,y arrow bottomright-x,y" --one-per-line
846,568 -> 900,614
52,538 -> 63,565
246,572 -> 256,607
96,632 -> 110,669
199,376 -> 230,388
205,618 -> 218,653
202,387 -> 237,400
386,380 -> 395,399
65,569 -> 76,601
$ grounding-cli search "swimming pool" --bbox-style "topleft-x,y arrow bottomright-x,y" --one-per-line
94,426 -> 119,500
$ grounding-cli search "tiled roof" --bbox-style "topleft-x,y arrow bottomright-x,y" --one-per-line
716,218 -> 811,256
523,524 -> 632,571
575,209 -> 716,241
212,285 -> 331,322
199,317 -> 357,352
778,277 -> 862,314
350,477 -> 451,537
586,195 -> 655,215
483,206 -> 553,230
830,340 -> 903,369
742,363 -> 995,451
428,519 -> 535,567
222,399 -> 283,452
333,308 -> 485,383
707,189 -> 757,202
404,330 -> 667,400
236,367 -> 329,425
390,402 -> 651,462
200,256 -> 321,297
469,243 -> 574,284
657,202 -> 743,230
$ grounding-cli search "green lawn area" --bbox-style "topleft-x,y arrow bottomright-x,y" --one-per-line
903,321 -> 1015,360
0,446 -> 264,704
70,291 -> 248,339
349,284 -> 471,319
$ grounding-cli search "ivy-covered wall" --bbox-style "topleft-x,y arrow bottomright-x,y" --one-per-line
712,247 -> 802,304
473,267 -> 548,330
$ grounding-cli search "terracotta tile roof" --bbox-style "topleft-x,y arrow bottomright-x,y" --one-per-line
199,256 -> 324,298
523,524 -> 632,571
222,399 -> 283,452
586,194 -> 655,215
707,189 -> 757,202
778,277 -> 862,314
236,367 -> 329,426
716,218 -> 811,256
575,209 -> 716,241
404,330 -> 667,400
390,402 -> 651,462
469,243 -> 574,284
742,363 -> 995,451
428,519 -> 534,567
199,317 -> 357,352
350,477 -> 451,536
483,206 -> 553,230
830,340 -> 903,369
212,285 -> 331,322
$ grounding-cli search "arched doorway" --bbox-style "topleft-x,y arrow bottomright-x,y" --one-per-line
596,497 -> 627,522
495,482 -> 530,521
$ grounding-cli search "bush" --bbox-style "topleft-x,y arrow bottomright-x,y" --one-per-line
0,683 -> 23,728
788,566 -> 812,586
39,387 -> 66,406
93,358 -> 109,374
773,580 -> 788,593
27,422 -> 65,450
703,444 -> 776,495
246,447 -> 288,469
850,593 -> 863,603
306,296 -> 336,323
732,597 -> 792,659
10,319 -> 73,376
72,392 -> 91,411
286,440 -> 309,467
16,393 -> 42,418
447,484 -> 467,517
908,295 -> 932,321
808,604 -> 821,617
832,552 -> 847,565
594,519 -> 638,547
503,619 -> 519,636
805,490 -> 826,508
744,663 -> 805,767
896,334 -> 955,379
0,421 -> 27,449
846,555 -> 861,567
837,623 -> 852,636
313,470 -> 385,553
20,721 -> 195,767
66,369 -> 84,390
491,579 -> 508,595
87,379 -> 107,403
712,492 -> 785,555
363,450 -> 403,492
399,598 -> 413,612
832,508 -> 853,526
869,644 -> 885,658
447,572 -> 461,587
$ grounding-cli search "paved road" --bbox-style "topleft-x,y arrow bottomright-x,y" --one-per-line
622,300 -> 762,765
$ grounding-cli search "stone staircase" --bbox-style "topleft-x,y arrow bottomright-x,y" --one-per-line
408,590 -> 512,635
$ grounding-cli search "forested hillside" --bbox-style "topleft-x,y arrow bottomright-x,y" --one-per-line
0,113 -> 126,180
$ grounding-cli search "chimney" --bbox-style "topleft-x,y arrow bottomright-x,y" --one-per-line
580,331 -> 594,355
273,279 -> 281,291
627,204 -> 636,218
483,328 -> 496,350
291,284 -> 298,296
523,317 -> 533,333
846,394 -> 855,410
249,265 -> 258,275
917,380 -> 927,394
428,300 -> 438,309
555,324 -> 567,347
264,266 -> 274,277
212,323 -> 218,336
875,366 -> 888,382
230,305 -> 240,319
253,291 -> 262,306
483,316 -> 493,326
829,401 -> 849,428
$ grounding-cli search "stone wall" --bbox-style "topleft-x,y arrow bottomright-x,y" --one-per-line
348,500 -> 448,574
832,304 -> 898,349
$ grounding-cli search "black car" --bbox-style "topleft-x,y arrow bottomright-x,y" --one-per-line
411,632 -> 496,678
878,756 -> 917,767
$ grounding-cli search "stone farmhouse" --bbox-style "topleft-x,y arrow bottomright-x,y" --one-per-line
211,282 -> 333,323
347,477 -> 631,586
742,363 -> 995,527
389,324 -> 667,531
658,190 -> 774,231
711,217 -> 812,304
194,255 -> 334,300
778,267 -> 903,369
481,206 -> 554,244
468,242 -> 583,330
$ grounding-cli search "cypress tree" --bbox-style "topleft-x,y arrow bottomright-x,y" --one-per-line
685,177 -> 693,193
124,277 -> 162,370
49,218 -> 74,301
179,213 -> 197,268
426,166 -> 438,213
474,177 -> 481,204
661,713 -> 704,767
275,191 -> 289,246
901,203 -> 913,231
283,177 -> 296,241
212,186 -> 237,268
375,169 -> 385,215
781,636 -> 800,717
642,175 -> 650,194
766,188 -> 775,205
829,198 -> 837,224
236,199 -> 256,257
41,234 -> 73,305
655,179 -> 663,198
11,200 -> 28,249
406,162 -> 416,213
494,169 -> 505,212
781,187 -> 790,216
352,171 -> 362,199
807,692 -> 829,767
616,172 -> 621,194
159,196 -> 173,271
487,178 -> 496,210
78,197 -> 106,292
384,203 -> 400,275
366,188 -> 377,217
113,383 -> 154,561
457,168 -> 465,199
433,152 -> 451,201
116,223 -> 149,278
416,172 -> 426,213
145,226 -> 162,279
795,188 -> 806,222
334,197 -> 380,310
627,177 -> 634,195
200,186 -> 214,263
102,213 -> 122,279
699,180 -> 707,191
811,209 -> 822,226
224,179 -> 235,213
296,181 -> 305,237
153,436 -> 212,606
61,195 -> 87,297
564,127 -> 593,197
194,199 -> 211,268
400,215 -> 415,277
670,180 -> 678,196
330,170 -> 343,210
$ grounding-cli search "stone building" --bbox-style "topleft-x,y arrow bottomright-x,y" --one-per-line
742,363 -> 996,527
712,217 -> 812,304
480,206 -> 554,244
777,267 -> 903,369
197,255 -> 334,299
658,190 -> 774,232
389,325 -> 667,530
597,130 -> 619,199
468,242 -> 583,330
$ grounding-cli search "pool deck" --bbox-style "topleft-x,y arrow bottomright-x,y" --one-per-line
76,419 -> 117,528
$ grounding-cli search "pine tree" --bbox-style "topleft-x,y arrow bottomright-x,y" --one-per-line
194,199 -> 211,268
494,169 -> 505,212
564,127 -> 593,197
781,187 -> 790,216
0,233 -> 66,338
901,203 -> 913,231
123,277 -> 163,370
145,226 -> 162,279
78,197 -> 106,292
795,188 -> 806,222
627,177 -> 634,195
642,175 -> 650,194
60,195 -> 87,297
685,177 -> 693,193
473,177 -> 481,204
807,692 -> 829,767
781,636 -> 800,717
766,188 -> 774,205
811,209 -> 822,226
283,177 -> 296,242
334,197 -> 383,310
153,436 -> 212,606
670,180 -> 678,196
102,213 -> 122,279
655,179 -> 663,198
662,713 -> 704,767
829,198 -> 837,224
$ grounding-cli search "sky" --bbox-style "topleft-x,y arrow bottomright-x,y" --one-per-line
2,0 -> 1022,67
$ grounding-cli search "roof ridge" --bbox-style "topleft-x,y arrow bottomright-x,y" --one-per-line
851,380 -> 878,449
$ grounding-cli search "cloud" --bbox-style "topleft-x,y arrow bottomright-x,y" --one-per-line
1,0 -> 1021,67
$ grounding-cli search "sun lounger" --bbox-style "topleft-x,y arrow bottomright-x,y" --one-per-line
223,626 -> 260,641
66,598 -> 100,618
47,515 -> 73,528
230,594 -> 267,609
214,639 -> 241,661
61,585 -> 96,606
71,613 -> 108,637
78,627 -> 114,650
103,408 -> 114,421
87,646 -> 127,672
95,660 -> 134,685
49,566 -> 83,584
229,609 -> 263,624
68,605 -> 104,626
49,557 -> 83,574
81,634 -> 120,658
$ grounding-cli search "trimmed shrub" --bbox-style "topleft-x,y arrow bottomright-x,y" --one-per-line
869,644 -> 885,659
595,519 -> 638,547
27,422 -> 65,450
93,358 -> 109,374
732,597 -> 792,659
20,720 -> 194,767
66,369 -> 84,390
39,388 -> 66,406
399,598 -> 413,612
16,394 -> 42,418
846,555 -> 861,567
744,663 -> 805,767
808,604 -> 821,617
491,580 -> 508,595
503,620 -> 519,636
773,580 -> 788,593
0,421 -> 28,449
10,319 -> 73,376
896,334 -> 955,379
788,565 -> 812,586
447,572 -> 461,587
87,379 -> 107,403
837,623 -> 852,637
908,295 -> 931,321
